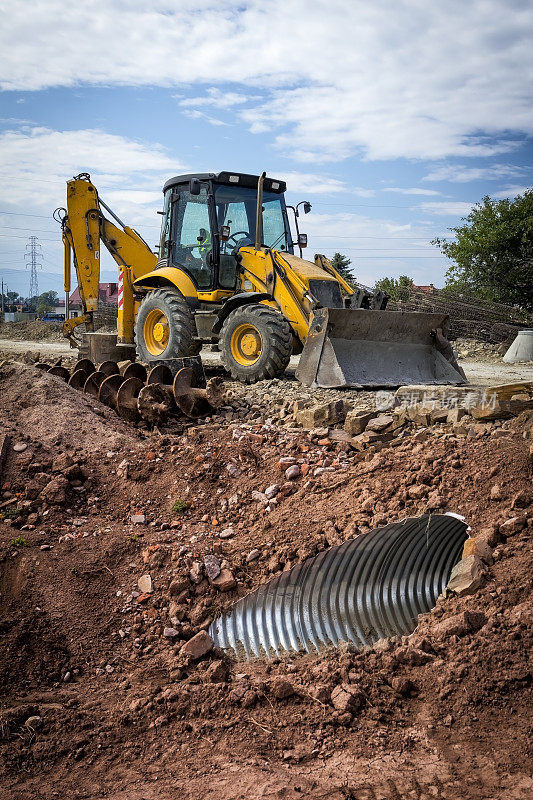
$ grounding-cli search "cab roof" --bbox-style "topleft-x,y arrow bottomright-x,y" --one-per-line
163,171 -> 286,194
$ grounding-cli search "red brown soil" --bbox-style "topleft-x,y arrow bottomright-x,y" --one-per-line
0,320 -> 64,342
0,362 -> 532,799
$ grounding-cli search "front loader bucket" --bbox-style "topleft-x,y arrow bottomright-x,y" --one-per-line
295,307 -> 466,389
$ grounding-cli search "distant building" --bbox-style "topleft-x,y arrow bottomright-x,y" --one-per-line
67,282 -> 118,318
412,283 -> 438,294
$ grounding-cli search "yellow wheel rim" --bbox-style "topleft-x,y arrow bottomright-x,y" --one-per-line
230,323 -> 262,366
143,308 -> 170,356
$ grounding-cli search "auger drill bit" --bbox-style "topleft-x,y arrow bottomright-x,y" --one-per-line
206,376 -> 226,409
173,367 -> 221,418
98,373 -> 125,409
138,363 -> 176,424
146,364 -> 173,386
76,359 -> 96,374
122,362 -> 147,382
47,365 -> 71,381
116,377 -> 144,422
99,360 -> 120,377
137,383 -> 174,425
83,371 -> 107,396
67,359 -> 95,390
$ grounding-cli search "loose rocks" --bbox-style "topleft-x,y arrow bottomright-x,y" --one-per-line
180,630 -> 213,660
210,569 -> 237,592
138,574 -> 153,594
447,555 -> 485,596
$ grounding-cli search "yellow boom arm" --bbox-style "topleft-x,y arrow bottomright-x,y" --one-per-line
59,174 -> 157,345
235,248 -> 355,345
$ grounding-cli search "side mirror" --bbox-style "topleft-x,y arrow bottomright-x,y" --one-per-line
298,233 -> 308,248
189,178 -> 201,196
303,202 -> 312,214
219,225 -> 230,242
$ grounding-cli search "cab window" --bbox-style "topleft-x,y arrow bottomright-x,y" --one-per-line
262,196 -> 290,251
173,187 -> 212,290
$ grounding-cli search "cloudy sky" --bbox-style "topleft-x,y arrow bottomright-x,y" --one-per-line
0,0 -> 532,298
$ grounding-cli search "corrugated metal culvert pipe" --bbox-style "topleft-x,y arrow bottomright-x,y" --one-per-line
209,514 -> 468,660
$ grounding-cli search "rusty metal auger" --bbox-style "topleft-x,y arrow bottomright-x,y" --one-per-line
34,356 -> 225,425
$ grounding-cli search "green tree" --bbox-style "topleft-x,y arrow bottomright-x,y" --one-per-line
2,291 -> 21,312
35,290 -> 58,318
38,290 -> 58,307
432,191 -> 533,311
374,275 -> 414,300
330,252 -> 355,285
36,301 -> 53,317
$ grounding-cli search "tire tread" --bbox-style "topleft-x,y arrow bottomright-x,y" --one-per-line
135,288 -> 201,361
220,304 -> 292,383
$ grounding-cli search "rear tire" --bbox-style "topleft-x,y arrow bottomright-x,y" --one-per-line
135,288 -> 201,362
219,303 -> 292,383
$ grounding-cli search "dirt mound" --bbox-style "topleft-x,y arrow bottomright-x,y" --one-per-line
0,362 -> 143,454
454,336 -> 507,362
0,320 -> 64,342
0,362 -> 532,799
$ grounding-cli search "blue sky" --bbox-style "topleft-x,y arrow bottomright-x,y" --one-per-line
0,0 -> 532,299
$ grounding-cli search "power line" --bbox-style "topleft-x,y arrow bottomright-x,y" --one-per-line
0,224 -> 451,242
0,234 -> 58,241
315,200 -> 475,209
0,215 -> 450,240
0,225 -> 57,234
330,255 -> 446,259
0,210 -> 55,218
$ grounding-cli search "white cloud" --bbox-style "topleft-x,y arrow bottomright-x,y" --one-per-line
0,1 -> 532,162
182,109 -> 229,127
0,125 -> 186,276
0,125 -> 182,214
275,172 -> 346,195
384,187 -> 441,196
418,201 -> 475,216
350,187 -> 376,198
423,163 -> 528,183
491,185 -> 531,198
178,87 -> 253,109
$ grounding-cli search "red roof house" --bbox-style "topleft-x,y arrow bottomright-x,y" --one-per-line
69,283 -> 118,309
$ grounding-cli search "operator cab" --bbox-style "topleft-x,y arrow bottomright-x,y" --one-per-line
159,172 -> 294,293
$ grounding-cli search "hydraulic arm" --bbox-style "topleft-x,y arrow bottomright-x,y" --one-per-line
55,173 -> 157,346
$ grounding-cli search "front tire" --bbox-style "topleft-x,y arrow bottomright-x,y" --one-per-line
135,288 -> 201,362
219,304 -> 292,383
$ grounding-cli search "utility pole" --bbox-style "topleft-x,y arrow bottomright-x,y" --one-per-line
1,279 -> 4,314
25,235 -> 42,308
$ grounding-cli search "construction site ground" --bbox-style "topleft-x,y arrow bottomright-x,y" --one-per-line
0,329 -> 533,388
0,329 -> 532,799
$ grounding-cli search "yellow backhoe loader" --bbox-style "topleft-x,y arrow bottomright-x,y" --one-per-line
56,171 -> 465,388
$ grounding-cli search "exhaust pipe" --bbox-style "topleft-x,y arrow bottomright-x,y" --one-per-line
255,171 -> 266,251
